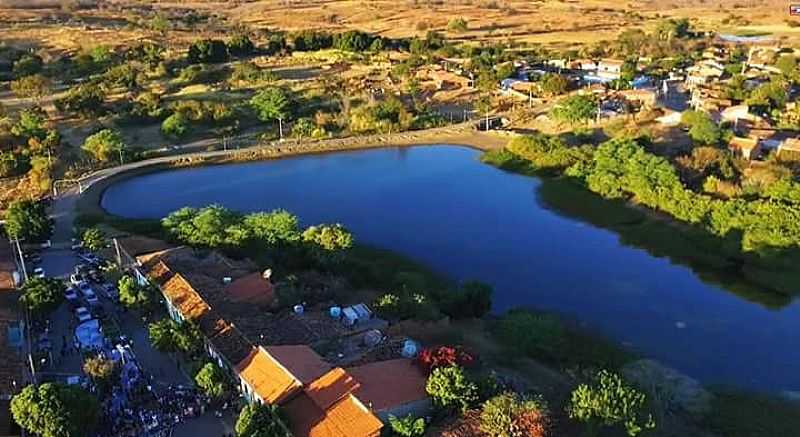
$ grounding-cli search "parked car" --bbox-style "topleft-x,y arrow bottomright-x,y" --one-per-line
81,287 -> 99,306
64,287 -> 79,302
88,270 -> 103,283
32,267 -> 45,278
69,274 -> 84,286
74,307 -> 92,323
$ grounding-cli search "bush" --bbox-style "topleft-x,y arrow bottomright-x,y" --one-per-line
235,403 -> 293,437
82,129 -> 126,162
250,87 -> 290,122
5,198 -> 51,242
188,39 -> 228,64
550,95 -> 597,125
448,18 -> 469,32
194,362 -> 229,399
480,392 -> 549,437
426,365 -> 479,413
416,346 -> 474,374
55,84 -> 105,117
227,34 -> 255,57
388,414 -> 426,437
567,369 -> 655,436
442,280 -> 492,319
373,290 -> 438,321
494,310 -> 565,359
161,113 -> 189,138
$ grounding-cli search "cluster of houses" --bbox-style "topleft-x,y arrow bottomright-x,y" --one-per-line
683,43 -> 800,161
124,241 -> 431,437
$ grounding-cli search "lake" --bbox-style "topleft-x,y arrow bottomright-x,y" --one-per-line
101,145 -> 800,394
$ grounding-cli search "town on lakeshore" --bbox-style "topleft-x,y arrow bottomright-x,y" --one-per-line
0,1 -> 799,436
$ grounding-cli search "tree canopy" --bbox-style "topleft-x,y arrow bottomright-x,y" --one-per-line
188,39 -> 229,64
20,277 -> 65,316
567,370 -> 655,436
118,275 -> 154,311
5,199 -> 51,242
250,87 -> 291,122
82,129 -> 126,162
426,365 -> 479,413
11,383 -> 100,437
81,227 -> 106,252
550,95 -> 596,125
194,362 -> 230,399
235,403 -> 294,437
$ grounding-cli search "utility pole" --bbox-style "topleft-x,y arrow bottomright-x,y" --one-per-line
15,238 -> 27,282
118,148 -> 124,166
278,118 -> 284,141
114,237 -> 122,268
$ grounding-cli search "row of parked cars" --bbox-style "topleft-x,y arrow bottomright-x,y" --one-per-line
65,251 -> 117,324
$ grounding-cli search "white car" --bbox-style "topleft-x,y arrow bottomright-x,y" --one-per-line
32,267 -> 45,278
74,307 -> 92,323
69,274 -> 83,286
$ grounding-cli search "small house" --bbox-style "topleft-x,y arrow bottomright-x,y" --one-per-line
728,136 -> 762,160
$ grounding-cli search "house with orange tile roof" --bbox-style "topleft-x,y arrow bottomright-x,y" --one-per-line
235,345 -> 331,405
347,359 -> 430,420
284,368 -> 383,437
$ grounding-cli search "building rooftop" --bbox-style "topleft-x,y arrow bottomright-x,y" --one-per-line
346,359 -> 427,412
235,346 -> 304,404
284,368 -> 383,437
225,272 -> 274,306
265,345 -> 331,385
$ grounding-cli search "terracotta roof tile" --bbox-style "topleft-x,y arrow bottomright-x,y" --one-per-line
284,392 -> 383,437
306,368 -> 360,410
225,272 -> 274,305
264,345 -> 331,384
347,359 -> 428,412
235,347 -> 303,404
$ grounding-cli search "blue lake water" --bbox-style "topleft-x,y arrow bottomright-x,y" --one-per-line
101,145 -> 800,393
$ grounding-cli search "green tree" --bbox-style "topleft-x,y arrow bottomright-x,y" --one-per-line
291,117 -> 316,139
55,84 -> 105,116
235,403 -> 293,437
118,275 -> 153,311
495,310 -> 564,360
250,87 -> 290,122
148,319 -> 178,352
12,54 -> 43,77
10,74 -> 51,100
388,414 -> 426,437
5,199 -> 51,242
188,39 -> 229,64
194,362 -> 230,399
243,209 -> 301,246
302,224 -> 353,251
776,54 -> 797,79
11,383 -> 99,437
746,79 -> 788,113
551,95 -> 596,126
681,110 -> 720,145
539,73 -> 568,97
333,30 -> 376,52
480,392 -> 549,437
447,17 -> 468,32
11,107 -> 48,141
227,34 -> 255,57
567,370 -> 655,437
81,227 -> 106,251
162,205 -> 245,248
19,277 -> 65,317
82,129 -> 126,162
102,63 -> 138,90
443,280 -> 493,319
425,365 -> 479,413
161,112 -> 189,138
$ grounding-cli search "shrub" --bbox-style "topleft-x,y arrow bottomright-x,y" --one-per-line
250,87 -> 290,122
188,39 -> 229,64
373,290 -> 438,321
227,34 -> 255,57
161,113 -> 189,138
442,280 -> 492,319
194,362 -> 229,399
494,310 -> 565,359
388,414 -> 426,437
82,129 -> 125,162
426,365 -> 479,412
448,18 -> 469,32
480,392 -> 549,437
416,346 -> 474,374
567,369 -> 655,436
235,403 -> 293,437
55,84 -> 105,116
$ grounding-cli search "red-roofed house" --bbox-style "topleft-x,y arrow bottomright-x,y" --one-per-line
235,345 -> 331,405
225,271 -> 274,305
284,368 -> 383,437
347,359 -> 430,420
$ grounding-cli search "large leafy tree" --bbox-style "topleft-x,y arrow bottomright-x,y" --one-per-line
10,383 -> 100,437
388,414 -> 426,437
538,73 -> 568,97
194,362 -> 230,399
567,370 -> 655,436
82,129 -> 126,162
118,275 -> 153,311
5,199 -> 51,242
425,365 -> 479,413
20,277 -> 65,317
188,39 -> 229,64
250,87 -> 290,122
235,403 -> 293,437
162,205 -> 245,248
56,84 -> 105,117
302,223 -> 353,265
680,110 -> 720,146
81,227 -> 106,252
83,355 -> 115,382
480,392 -> 550,437
10,107 -> 48,141
148,319 -> 203,356
243,209 -> 301,246
550,95 -> 596,126
10,74 -> 51,100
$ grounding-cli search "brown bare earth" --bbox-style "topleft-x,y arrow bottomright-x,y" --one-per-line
0,0 -> 798,54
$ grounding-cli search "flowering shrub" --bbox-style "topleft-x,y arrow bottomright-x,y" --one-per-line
416,346 -> 474,374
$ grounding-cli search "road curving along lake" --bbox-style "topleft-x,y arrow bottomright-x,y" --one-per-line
101,145 -> 800,394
